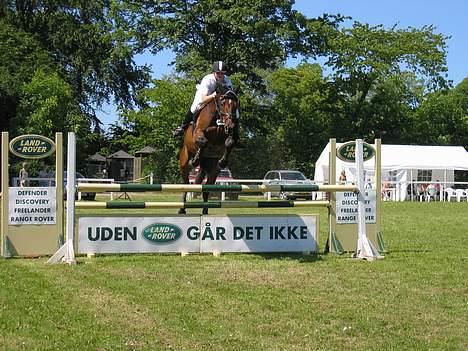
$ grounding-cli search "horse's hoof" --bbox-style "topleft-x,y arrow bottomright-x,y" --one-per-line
178,209 -> 186,215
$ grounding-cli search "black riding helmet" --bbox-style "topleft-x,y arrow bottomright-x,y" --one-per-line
213,61 -> 228,73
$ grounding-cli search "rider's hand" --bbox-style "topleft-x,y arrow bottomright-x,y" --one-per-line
211,92 -> 217,99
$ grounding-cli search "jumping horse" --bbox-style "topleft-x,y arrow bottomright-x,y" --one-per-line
178,83 -> 239,215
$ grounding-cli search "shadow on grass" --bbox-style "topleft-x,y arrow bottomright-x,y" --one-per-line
386,249 -> 431,253
253,252 -> 324,263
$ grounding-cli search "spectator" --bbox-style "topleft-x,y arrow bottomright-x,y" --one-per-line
434,180 -> 441,196
338,170 -> 347,184
38,168 -> 48,186
381,182 -> 391,201
19,162 -> 28,187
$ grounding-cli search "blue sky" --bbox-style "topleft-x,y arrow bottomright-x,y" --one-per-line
98,0 -> 468,127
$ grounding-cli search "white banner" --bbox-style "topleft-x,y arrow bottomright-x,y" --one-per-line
9,187 -> 56,225
78,215 -> 318,254
336,190 -> 376,224
200,215 -> 317,253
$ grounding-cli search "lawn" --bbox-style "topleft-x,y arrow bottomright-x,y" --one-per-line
0,200 -> 467,350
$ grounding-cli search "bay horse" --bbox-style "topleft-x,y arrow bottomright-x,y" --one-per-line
178,84 -> 239,214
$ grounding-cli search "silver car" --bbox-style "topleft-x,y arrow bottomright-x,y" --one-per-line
263,170 -> 314,200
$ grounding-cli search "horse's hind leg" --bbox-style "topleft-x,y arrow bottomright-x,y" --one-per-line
202,159 -> 221,215
179,193 -> 187,215
178,146 -> 190,214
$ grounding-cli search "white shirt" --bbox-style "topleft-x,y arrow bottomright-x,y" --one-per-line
190,73 -> 233,113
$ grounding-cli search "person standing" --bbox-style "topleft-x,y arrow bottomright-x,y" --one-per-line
38,167 -> 48,186
338,170 -> 347,184
19,162 -> 28,187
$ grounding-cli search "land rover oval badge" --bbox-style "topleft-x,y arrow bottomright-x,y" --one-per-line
337,141 -> 375,162
142,223 -> 182,244
9,134 -> 55,159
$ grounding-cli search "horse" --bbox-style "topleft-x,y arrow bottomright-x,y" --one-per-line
178,84 -> 239,215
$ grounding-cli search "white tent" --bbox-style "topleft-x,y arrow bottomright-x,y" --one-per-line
314,142 -> 468,201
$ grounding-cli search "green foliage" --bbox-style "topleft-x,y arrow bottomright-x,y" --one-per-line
116,0 -> 342,89
327,22 -> 449,92
16,69 -> 83,136
2,1 -> 151,130
0,20 -> 58,133
267,63 -> 331,176
324,21 -> 450,143
120,77 -> 194,183
411,80 -> 468,147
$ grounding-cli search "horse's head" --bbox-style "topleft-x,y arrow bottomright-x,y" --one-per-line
217,89 -> 239,131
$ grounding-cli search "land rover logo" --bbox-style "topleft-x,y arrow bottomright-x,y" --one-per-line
337,141 -> 375,162
9,134 -> 55,159
142,223 -> 182,244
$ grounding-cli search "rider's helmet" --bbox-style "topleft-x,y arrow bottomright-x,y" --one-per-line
213,61 -> 228,73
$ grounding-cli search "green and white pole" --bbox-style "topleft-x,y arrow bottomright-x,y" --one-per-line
77,183 -> 358,194
74,200 -> 331,209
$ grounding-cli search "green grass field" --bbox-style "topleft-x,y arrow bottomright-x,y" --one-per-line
1,199 -> 467,350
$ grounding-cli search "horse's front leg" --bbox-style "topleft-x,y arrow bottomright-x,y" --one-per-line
218,136 -> 235,169
203,162 -> 221,215
190,133 -> 208,168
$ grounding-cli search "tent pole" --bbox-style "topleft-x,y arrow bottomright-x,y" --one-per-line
410,170 -> 413,202
443,169 -> 447,202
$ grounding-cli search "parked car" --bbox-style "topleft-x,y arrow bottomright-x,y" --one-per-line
189,167 -> 239,200
64,171 -> 96,201
263,170 -> 314,200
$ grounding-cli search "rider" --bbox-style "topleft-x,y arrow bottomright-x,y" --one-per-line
172,61 -> 241,146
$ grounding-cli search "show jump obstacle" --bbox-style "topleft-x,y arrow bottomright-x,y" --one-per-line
1,132 -> 383,261
1,132 -> 64,257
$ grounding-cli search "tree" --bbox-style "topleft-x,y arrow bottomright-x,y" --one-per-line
116,0 -> 342,88
16,69 -> 83,136
267,63 -> 330,176
411,79 -> 468,147
325,21 -> 449,142
120,77 -> 194,183
111,1 -> 345,179
0,20 -> 57,133
3,0 -> 151,130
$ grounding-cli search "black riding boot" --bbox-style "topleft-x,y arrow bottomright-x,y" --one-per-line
173,110 -> 194,137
